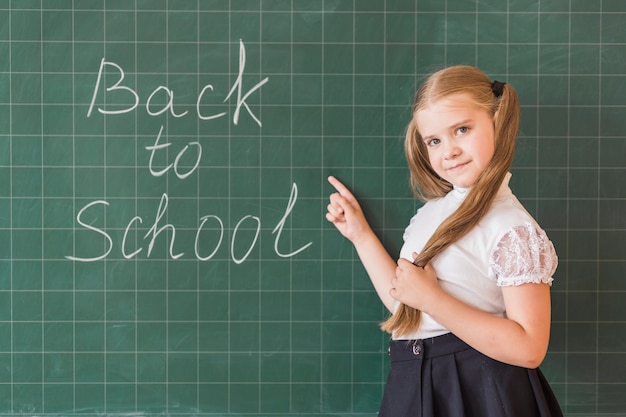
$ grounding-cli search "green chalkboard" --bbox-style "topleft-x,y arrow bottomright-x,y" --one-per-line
1,1 -> 625,416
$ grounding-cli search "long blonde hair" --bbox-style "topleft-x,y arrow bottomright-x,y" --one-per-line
381,65 -> 520,336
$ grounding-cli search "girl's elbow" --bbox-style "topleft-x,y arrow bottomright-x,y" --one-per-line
514,324 -> 551,368
520,344 -> 548,369
524,354 -> 545,369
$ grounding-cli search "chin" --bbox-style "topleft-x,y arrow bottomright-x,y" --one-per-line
448,180 -> 473,189
448,176 -> 480,189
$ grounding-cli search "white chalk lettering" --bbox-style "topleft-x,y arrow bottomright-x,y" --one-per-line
146,125 -> 202,179
231,215 -> 261,265
86,40 -> 268,126
87,59 -> 139,117
146,85 -> 188,118
224,39 -> 269,126
65,200 -> 113,262
196,84 -> 227,121
68,42 -> 314,266
122,216 -> 143,259
144,193 -> 184,259
272,183 -> 313,257
66,184 -> 311,263
195,215 -> 224,261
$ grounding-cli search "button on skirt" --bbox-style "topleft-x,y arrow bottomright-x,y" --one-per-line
378,332 -> 563,417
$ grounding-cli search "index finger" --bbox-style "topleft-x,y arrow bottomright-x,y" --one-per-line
327,176 -> 355,200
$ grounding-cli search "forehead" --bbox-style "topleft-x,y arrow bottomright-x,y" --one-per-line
415,93 -> 489,132
418,93 -> 481,117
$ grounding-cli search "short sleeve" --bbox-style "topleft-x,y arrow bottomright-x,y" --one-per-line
490,222 -> 558,287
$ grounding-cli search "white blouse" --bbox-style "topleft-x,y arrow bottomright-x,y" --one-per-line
395,173 -> 558,340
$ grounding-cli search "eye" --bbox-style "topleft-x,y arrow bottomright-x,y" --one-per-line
456,126 -> 469,135
425,138 -> 440,147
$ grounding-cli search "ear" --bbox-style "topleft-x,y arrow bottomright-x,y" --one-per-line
493,109 -> 499,126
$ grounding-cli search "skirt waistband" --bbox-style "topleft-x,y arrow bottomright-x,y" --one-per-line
388,332 -> 472,361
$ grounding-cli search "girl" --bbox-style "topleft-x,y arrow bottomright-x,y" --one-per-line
326,65 -> 563,417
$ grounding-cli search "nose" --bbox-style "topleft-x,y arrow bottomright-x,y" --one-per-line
442,140 -> 461,159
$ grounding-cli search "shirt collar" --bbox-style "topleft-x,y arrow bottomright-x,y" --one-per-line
450,172 -> 512,200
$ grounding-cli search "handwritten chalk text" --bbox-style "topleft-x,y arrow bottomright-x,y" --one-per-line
66,183 -> 312,264
87,40 -> 269,126
66,40 -> 314,265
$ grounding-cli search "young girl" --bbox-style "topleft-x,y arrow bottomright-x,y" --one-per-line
326,65 -> 563,417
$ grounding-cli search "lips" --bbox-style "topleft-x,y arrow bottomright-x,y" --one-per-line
447,161 -> 469,171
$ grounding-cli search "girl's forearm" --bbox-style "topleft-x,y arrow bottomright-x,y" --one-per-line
425,287 -> 551,368
352,230 -> 397,313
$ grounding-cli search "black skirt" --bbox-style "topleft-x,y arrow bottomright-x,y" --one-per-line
378,332 -> 563,417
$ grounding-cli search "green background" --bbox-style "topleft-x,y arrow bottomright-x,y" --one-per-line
1,0 -> 625,416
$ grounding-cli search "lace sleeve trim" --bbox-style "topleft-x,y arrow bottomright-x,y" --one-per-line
490,222 -> 558,287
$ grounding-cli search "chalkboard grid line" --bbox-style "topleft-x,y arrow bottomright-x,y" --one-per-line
37,3 -> 44,413
102,4 -> 108,414
593,3 -> 603,414
7,1 -> 14,413
133,1 -> 140,412
70,2 -> 77,413
290,3 -> 318,412
162,3 -> 172,412
130,125 -> 142,407
564,4 -> 573,409
194,3 -> 201,414
5,164 -> 626,171
9,3 -> 624,14
6,40 -> 626,46
6,2 -> 626,15
165,2 -> 173,413
225,3 -> 232,413
319,4 -> 326,413
7,102 -> 626,109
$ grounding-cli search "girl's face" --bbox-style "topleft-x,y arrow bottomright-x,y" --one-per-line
415,93 -> 496,189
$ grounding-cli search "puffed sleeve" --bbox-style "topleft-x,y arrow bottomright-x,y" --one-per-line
490,222 -> 558,286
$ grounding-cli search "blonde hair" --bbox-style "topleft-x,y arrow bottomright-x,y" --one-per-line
381,65 -> 520,336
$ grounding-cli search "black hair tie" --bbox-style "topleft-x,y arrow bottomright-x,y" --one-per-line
491,80 -> 506,98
